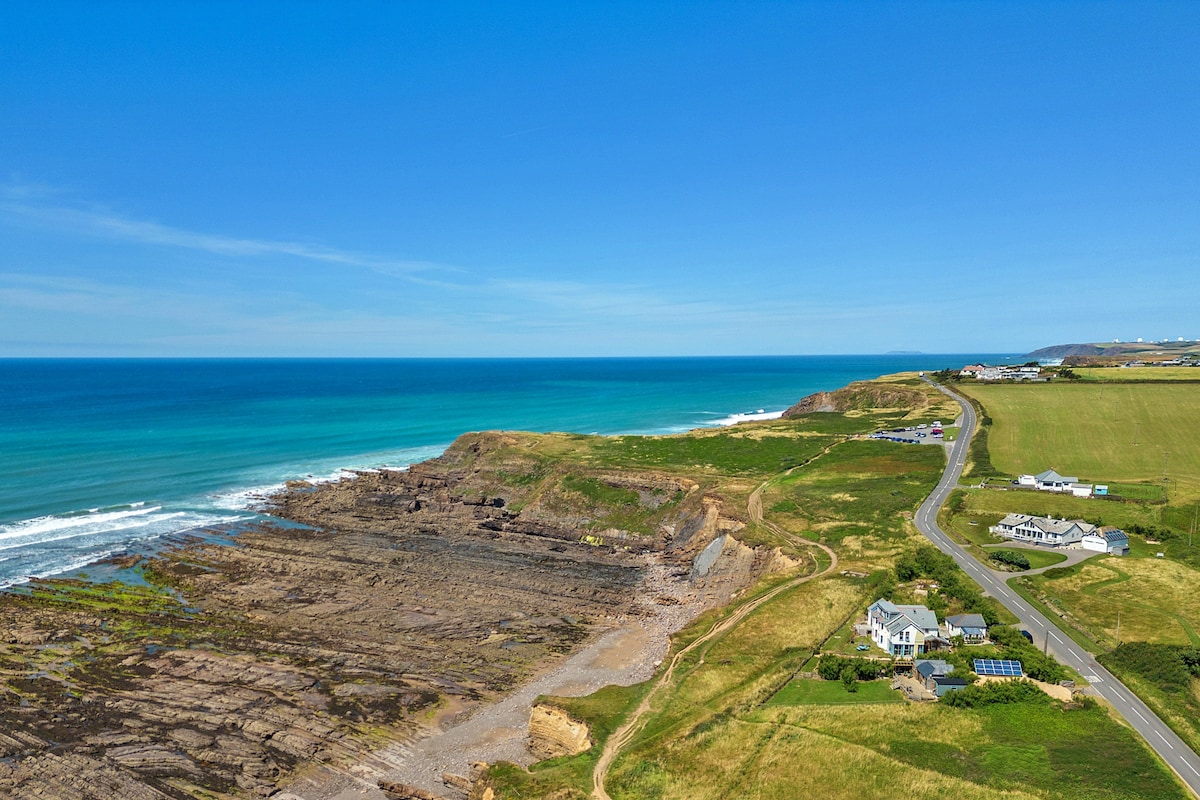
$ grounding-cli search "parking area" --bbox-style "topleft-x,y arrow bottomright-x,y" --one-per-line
869,422 -> 946,445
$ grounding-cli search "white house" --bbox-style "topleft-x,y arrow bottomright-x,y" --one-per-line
868,599 -> 939,658
1081,527 -> 1130,556
944,613 -> 988,642
990,514 -> 1096,547
1018,470 -> 1094,496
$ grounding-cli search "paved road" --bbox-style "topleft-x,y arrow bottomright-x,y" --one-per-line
917,379 -> 1200,797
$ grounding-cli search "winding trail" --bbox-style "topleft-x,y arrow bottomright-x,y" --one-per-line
591,480 -> 837,800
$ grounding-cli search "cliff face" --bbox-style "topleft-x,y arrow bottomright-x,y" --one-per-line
527,704 -> 591,760
782,381 -> 927,417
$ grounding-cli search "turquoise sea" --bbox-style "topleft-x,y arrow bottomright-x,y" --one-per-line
0,356 -> 1003,587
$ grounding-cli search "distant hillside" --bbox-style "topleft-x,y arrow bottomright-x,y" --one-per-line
1028,340 -> 1200,364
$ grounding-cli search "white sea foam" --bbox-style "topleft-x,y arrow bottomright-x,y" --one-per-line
711,410 -> 786,426
0,505 -> 163,543
0,548 -> 120,590
209,445 -> 451,512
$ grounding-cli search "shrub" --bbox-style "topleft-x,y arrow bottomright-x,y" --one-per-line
989,550 -> 1031,570
1099,642 -> 1200,695
817,655 -> 885,682
940,679 -> 1048,708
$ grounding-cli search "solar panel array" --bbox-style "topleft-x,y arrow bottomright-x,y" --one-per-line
973,659 -> 1023,677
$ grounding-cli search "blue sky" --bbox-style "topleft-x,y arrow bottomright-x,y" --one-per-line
2,1 -> 1197,356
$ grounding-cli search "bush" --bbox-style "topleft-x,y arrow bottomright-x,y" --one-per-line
989,550 -> 1031,570
1100,642 -> 1200,695
817,655 -> 885,682
940,679 -> 1049,708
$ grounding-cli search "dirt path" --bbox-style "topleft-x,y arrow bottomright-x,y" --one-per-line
591,480 -> 837,800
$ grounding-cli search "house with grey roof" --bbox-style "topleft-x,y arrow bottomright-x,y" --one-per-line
944,613 -> 988,642
868,599 -> 939,658
990,514 -> 1095,547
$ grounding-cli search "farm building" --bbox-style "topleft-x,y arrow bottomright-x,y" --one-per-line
868,599 -> 939,658
990,514 -> 1097,547
1081,527 -> 1130,556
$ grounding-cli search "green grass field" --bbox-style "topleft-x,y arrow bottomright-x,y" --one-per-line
957,382 -> 1200,499
766,677 -> 902,705
1074,367 -> 1200,382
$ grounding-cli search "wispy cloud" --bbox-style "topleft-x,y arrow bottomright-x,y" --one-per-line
0,194 -> 449,279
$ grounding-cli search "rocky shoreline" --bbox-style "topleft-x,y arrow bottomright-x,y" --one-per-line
0,432 -> 778,799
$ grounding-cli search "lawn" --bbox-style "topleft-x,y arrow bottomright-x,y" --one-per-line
957,382 -> 1200,499
984,547 -> 1068,571
766,678 -> 902,705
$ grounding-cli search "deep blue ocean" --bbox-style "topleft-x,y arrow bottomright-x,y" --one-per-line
0,355 -> 1004,587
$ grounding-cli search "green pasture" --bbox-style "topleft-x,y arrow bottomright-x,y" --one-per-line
1074,367 -> 1200,382
957,382 -> 1200,498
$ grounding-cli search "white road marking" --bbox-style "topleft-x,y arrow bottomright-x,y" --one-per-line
1133,708 -> 1148,723
1049,632 -> 1063,643
1156,731 -> 1175,749
1185,761 -> 1200,777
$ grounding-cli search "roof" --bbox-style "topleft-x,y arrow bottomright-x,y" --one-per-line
915,659 -> 954,679
870,598 -> 900,615
974,659 -> 1023,677
933,676 -> 969,687
1035,469 -> 1078,484
895,605 -> 939,631
1100,527 -> 1128,543
946,613 -> 987,630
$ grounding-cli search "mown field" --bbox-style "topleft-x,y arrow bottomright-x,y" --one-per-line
485,377 -> 1189,800
1073,367 -> 1200,382
957,382 -> 1200,499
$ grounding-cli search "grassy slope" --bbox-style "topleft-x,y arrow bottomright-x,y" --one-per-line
486,378 -> 1187,800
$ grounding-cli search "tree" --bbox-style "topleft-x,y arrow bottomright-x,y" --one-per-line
840,664 -> 858,692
